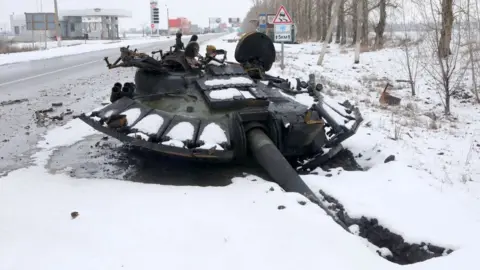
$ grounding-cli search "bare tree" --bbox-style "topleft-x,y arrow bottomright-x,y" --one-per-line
465,0 -> 480,102
318,0 -> 343,65
438,0 -> 454,58
398,0 -> 421,96
421,0 -> 468,115
354,0 -> 363,63
374,0 -> 387,49
335,0 -> 347,44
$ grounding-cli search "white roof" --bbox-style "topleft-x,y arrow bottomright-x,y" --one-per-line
59,9 -> 132,18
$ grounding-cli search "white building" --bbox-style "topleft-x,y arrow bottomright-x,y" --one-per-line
9,8 -> 132,42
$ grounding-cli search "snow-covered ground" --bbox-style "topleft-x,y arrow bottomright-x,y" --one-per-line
0,33 -> 218,66
1,33 -> 479,270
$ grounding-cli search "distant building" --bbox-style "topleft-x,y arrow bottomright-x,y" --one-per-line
9,8 -> 132,42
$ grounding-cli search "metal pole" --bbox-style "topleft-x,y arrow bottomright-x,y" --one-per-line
53,0 -> 61,47
44,14 -> 47,49
280,41 -> 285,70
166,5 -> 169,32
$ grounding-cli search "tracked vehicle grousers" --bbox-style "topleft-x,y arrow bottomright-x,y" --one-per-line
79,32 -> 363,229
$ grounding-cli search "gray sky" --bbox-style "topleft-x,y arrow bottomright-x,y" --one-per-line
0,0 -> 252,30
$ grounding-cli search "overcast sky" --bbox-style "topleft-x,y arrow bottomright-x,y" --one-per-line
0,0 -> 252,30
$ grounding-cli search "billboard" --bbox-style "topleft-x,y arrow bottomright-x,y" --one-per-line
25,13 -> 55,30
209,17 -> 221,23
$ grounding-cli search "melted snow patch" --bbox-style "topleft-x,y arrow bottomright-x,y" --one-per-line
205,77 -> 253,86
132,114 -> 164,135
197,123 -> 227,151
209,88 -> 242,100
121,108 -> 142,126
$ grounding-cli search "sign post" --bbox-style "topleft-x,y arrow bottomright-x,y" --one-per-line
273,5 -> 293,70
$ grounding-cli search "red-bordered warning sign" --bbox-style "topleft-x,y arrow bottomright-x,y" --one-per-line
273,5 -> 293,24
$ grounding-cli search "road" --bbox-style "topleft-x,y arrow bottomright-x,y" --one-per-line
0,33 -> 265,182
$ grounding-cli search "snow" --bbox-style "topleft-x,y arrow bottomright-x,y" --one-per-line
209,88 -> 256,100
120,108 -> 141,127
1,33 -> 480,270
161,139 -> 185,148
204,77 -> 253,86
103,110 -> 115,119
240,90 -> 255,99
197,123 -> 228,150
85,105 -> 107,117
127,132 -> 150,141
0,37 -> 172,66
131,114 -> 164,135
209,88 -> 242,99
161,121 -> 195,148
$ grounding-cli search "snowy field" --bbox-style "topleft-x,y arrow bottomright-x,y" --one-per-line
1,33 -> 479,269
0,33 -> 217,66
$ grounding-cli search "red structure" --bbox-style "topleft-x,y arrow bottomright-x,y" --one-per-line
168,17 -> 191,34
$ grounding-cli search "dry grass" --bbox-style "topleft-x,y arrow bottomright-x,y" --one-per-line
0,40 -> 39,54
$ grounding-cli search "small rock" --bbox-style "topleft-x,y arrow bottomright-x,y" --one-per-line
384,155 -> 395,163
325,173 -> 333,177
52,102 -> 63,107
277,205 -> 286,210
269,187 -> 274,191
71,211 -> 79,219
437,152 -> 444,155
298,201 -> 307,206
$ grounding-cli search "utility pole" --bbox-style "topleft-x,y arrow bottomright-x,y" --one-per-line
53,0 -> 62,47
166,4 -> 169,32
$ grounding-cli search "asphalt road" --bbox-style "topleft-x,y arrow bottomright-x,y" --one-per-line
0,33 -> 266,183
0,34 -> 219,172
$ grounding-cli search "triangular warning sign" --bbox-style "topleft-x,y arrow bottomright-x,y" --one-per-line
273,5 -> 293,24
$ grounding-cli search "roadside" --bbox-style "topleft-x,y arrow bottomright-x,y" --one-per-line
0,33 -> 219,66
0,33 -> 227,174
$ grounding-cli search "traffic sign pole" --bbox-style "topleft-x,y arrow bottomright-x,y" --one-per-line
273,5 -> 293,71
281,42 -> 285,70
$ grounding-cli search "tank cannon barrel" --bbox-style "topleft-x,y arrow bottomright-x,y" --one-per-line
246,127 -> 349,231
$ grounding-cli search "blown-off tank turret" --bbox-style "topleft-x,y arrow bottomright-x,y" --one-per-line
79,32 -> 363,230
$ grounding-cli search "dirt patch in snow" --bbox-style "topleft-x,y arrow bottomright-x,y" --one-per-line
310,150 -> 454,265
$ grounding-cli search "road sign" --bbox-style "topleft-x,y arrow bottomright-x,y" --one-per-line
258,13 -> 267,28
273,5 -> 293,24
274,24 -> 292,42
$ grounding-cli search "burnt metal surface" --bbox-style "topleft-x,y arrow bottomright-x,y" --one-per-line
79,32 -> 363,166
